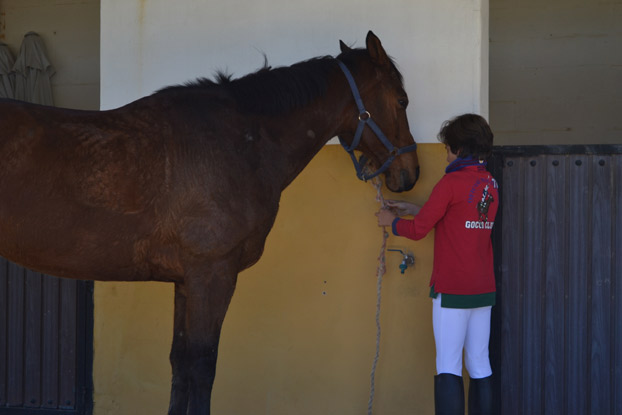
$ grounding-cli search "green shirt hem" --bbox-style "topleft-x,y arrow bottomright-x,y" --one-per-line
430,286 -> 496,308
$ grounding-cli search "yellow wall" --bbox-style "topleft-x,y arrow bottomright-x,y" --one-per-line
93,143 -> 448,415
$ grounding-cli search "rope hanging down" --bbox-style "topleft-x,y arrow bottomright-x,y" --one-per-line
367,176 -> 388,415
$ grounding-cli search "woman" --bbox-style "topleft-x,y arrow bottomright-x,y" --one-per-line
377,114 -> 498,415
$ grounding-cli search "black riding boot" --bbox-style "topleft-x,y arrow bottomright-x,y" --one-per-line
434,374 -> 465,415
468,375 -> 494,415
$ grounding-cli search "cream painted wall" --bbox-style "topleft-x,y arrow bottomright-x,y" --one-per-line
0,0 -> 100,109
100,0 -> 489,142
94,1 -> 488,414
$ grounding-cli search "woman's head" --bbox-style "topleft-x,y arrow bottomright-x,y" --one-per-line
438,114 -> 494,160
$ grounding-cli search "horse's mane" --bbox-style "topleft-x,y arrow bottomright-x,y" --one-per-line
157,55 -> 337,116
157,48 -> 403,116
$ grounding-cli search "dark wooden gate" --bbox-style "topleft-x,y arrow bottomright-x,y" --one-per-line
489,145 -> 622,415
0,257 -> 93,415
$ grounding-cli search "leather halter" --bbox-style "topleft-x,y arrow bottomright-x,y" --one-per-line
336,59 -> 418,181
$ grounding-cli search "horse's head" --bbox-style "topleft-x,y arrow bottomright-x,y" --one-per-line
336,31 -> 420,193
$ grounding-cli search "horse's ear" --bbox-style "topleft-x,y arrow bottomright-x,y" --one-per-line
339,40 -> 351,53
366,30 -> 390,67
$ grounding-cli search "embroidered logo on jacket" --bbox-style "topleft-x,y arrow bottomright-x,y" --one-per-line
477,184 -> 494,222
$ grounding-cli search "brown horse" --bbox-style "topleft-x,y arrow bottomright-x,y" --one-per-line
0,31 -> 419,414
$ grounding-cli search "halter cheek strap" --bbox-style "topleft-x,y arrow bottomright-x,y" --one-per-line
336,59 -> 418,181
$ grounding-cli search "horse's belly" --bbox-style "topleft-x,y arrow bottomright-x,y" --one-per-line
0,232 -> 149,282
0,199 -> 158,281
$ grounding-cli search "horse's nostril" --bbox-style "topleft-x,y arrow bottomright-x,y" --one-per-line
400,168 -> 419,185
396,167 -> 419,192
398,169 -> 410,190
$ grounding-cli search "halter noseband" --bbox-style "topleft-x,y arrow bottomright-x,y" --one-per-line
336,59 -> 418,181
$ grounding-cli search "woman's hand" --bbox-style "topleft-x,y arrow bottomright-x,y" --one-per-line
376,208 -> 397,227
385,200 -> 421,216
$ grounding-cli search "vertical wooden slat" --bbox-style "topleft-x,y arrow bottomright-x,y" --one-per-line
590,155 -> 613,414
522,155 -> 545,415
42,275 -> 61,409
543,155 -> 566,415
0,257 -> 8,406
59,278 -> 78,409
488,155 -> 504,415
7,261 -> 25,406
24,270 -> 43,408
500,156 -> 523,415
566,154 -> 590,415
75,280 -> 94,414
614,157 -> 622,415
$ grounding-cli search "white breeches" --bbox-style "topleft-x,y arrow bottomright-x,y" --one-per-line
432,294 -> 492,379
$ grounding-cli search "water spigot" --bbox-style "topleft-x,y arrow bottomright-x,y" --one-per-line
387,249 -> 415,274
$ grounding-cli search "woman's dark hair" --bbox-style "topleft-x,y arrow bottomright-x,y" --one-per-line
437,113 -> 494,160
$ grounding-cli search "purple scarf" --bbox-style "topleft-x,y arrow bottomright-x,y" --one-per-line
445,157 -> 487,173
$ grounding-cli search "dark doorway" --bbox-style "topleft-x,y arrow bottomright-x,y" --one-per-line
0,258 -> 93,415
490,145 -> 622,415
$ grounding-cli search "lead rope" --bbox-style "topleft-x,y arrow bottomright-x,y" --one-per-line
367,176 -> 388,415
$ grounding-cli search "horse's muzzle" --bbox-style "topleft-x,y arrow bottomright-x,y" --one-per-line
398,167 -> 419,192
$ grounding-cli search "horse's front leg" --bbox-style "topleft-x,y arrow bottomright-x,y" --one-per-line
183,263 -> 238,415
168,282 -> 189,415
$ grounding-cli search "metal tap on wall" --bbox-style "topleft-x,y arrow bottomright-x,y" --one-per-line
387,249 -> 415,274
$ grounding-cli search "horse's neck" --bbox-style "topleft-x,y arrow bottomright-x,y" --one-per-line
265,86 -> 351,191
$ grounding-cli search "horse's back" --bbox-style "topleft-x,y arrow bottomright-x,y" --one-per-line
0,98 -> 169,214
0,98 -> 175,279
0,94 -> 280,281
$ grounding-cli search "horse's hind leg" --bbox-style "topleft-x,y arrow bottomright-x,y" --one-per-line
168,282 -> 189,415
184,263 -> 238,415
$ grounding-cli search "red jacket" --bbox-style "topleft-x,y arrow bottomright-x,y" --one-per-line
392,165 -> 498,295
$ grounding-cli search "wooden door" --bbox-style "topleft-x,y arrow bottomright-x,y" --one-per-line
489,145 -> 622,415
0,257 -> 93,415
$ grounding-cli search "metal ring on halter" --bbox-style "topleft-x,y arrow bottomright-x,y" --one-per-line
359,111 -> 371,121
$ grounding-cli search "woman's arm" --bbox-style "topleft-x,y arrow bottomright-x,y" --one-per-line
385,200 -> 421,216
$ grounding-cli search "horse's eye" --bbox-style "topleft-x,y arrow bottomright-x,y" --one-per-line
398,98 -> 409,109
